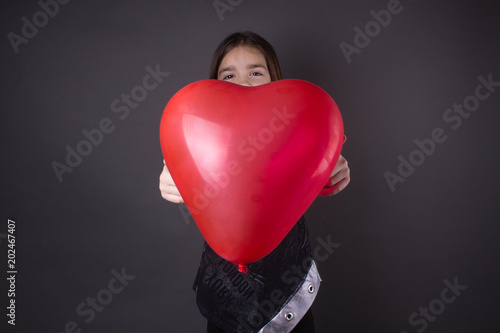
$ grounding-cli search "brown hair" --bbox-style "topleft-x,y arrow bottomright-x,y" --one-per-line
209,31 -> 283,81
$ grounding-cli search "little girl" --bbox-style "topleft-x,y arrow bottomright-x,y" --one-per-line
159,31 -> 350,333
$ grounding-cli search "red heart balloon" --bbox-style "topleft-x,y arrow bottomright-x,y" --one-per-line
160,79 -> 343,267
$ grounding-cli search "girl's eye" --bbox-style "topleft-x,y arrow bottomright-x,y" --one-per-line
222,74 -> 234,80
250,72 -> 262,76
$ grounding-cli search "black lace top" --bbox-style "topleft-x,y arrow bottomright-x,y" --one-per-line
193,216 -> 314,332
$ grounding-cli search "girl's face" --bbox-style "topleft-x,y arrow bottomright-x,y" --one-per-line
217,46 -> 271,86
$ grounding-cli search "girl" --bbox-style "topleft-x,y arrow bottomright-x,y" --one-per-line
159,31 -> 350,333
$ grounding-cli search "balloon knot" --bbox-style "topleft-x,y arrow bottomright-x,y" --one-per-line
238,264 -> 248,273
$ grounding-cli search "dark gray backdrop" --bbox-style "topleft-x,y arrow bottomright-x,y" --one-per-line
1,0 -> 499,332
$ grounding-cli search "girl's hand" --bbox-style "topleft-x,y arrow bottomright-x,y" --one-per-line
159,160 -> 184,204
319,154 -> 350,196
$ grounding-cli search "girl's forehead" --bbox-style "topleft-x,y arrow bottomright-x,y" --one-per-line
223,45 -> 265,61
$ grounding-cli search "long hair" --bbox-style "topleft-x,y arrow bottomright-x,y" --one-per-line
209,31 -> 283,81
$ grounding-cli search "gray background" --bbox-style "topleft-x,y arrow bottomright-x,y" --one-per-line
1,0 -> 499,332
